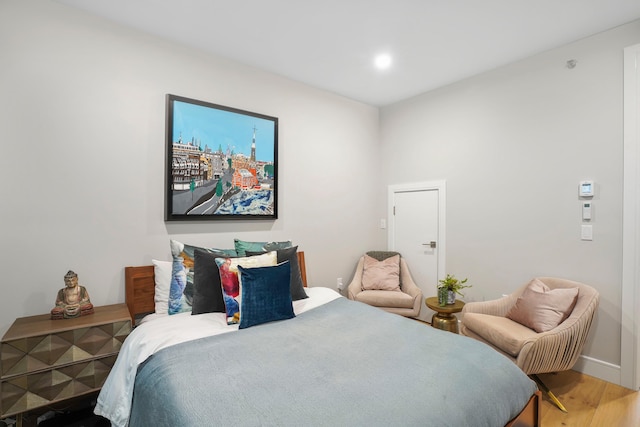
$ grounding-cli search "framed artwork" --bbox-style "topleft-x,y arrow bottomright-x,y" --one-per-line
165,94 -> 278,221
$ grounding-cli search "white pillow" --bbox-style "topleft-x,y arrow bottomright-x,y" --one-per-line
152,259 -> 172,315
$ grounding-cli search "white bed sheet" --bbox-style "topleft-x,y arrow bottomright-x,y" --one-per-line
95,287 -> 341,427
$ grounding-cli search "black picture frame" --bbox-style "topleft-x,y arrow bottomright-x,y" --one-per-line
165,94 -> 278,221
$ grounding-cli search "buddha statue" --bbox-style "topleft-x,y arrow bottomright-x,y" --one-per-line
51,270 -> 94,319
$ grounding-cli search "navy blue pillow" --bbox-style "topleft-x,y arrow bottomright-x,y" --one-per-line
238,262 -> 295,329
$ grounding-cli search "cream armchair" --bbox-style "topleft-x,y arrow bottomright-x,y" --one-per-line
460,277 -> 599,412
347,251 -> 423,317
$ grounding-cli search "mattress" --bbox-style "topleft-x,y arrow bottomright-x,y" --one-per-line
96,287 -> 537,427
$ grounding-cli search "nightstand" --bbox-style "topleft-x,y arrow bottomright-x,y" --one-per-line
0,304 -> 130,421
425,297 -> 465,333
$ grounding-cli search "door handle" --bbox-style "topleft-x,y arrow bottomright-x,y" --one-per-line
422,241 -> 437,248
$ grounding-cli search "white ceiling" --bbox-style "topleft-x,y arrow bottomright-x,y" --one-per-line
55,0 -> 640,106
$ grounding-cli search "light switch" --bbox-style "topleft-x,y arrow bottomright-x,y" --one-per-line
581,225 -> 593,241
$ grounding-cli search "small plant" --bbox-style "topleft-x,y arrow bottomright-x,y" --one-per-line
438,274 -> 471,297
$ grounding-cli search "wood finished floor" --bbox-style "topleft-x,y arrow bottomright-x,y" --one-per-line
414,320 -> 640,426
5,369 -> 638,427
537,370 -> 639,426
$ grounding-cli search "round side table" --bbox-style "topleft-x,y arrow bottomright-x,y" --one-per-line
425,297 -> 465,334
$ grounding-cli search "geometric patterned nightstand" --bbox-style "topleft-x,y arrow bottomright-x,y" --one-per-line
0,304 -> 130,420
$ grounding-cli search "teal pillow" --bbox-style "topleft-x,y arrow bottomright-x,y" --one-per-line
238,262 -> 295,329
233,238 -> 292,256
264,240 -> 294,252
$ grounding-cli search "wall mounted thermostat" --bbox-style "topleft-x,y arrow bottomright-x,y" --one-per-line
579,180 -> 594,197
582,201 -> 592,220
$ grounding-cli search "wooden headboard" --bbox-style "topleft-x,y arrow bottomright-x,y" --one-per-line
124,251 -> 307,323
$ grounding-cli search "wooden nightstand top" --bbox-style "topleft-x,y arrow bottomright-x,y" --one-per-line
2,303 -> 130,342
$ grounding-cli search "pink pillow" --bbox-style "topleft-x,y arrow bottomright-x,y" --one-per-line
506,278 -> 579,333
361,254 -> 401,291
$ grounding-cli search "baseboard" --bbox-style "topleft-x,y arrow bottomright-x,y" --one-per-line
572,354 -> 622,386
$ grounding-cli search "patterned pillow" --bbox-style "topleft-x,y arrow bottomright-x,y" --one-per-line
169,239 -> 237,315
238,262 -> 295,329
215,251 -> 278,324
169,254 -> 187,315
233,238 -> 292,256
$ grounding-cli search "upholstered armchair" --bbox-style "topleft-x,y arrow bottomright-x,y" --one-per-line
347,251 -> 423,317
460,276 -> 599,412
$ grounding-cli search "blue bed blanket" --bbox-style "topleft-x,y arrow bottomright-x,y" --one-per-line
129,297 -> 537,427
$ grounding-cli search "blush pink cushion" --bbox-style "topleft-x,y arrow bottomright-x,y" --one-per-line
361,254 -> 401,291
462,313 -> 539,357
506,278 -> 579,333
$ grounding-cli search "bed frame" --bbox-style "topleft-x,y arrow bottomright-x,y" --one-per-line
122,250 -> 540,427
506,390 -> 541,427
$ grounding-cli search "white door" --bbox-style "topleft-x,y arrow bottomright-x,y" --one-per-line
389,181 -> 445,322
622,43 -> 640,390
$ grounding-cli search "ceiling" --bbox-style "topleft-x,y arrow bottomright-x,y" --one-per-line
55,0 -> 640,106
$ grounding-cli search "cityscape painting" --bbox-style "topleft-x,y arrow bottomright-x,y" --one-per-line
165,94 -> 278,221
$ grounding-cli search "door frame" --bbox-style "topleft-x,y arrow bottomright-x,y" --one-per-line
387,180 -> 447,283
622,43 -> 640,390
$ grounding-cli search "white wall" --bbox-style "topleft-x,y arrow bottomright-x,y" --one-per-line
381,20 -> 640,380
0,0 -> 385,336
2,0 -> 637,385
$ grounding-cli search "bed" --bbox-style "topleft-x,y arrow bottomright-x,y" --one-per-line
96,252 -> 541,427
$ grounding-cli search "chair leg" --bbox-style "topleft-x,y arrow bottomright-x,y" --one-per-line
531,374 -> 568,413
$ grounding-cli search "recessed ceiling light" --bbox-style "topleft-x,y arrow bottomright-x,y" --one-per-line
374,54 -> 392,70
